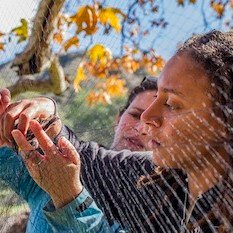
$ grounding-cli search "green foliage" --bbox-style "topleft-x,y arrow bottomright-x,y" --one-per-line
60,89 -> 126,147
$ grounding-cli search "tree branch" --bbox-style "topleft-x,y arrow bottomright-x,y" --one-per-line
12,0 -> 66,75
8,56 -> 68,97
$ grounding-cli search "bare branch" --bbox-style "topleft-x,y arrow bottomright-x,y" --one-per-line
12,0 -> 66,75
8,56 -> 68,97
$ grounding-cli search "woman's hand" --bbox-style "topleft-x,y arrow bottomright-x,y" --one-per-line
0,95 -> 61,146
0,89 -> 11,146
12,120 -> 83,209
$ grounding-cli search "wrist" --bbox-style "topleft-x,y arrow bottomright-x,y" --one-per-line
52,185 -> 83,209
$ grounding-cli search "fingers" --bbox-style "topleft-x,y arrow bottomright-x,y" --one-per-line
58,137 -> 80,165
0,89 -> 11,102
0,101 -> 29,142
11,129 -> 35,152
29,120 -> 58,157
0,89 -> 11,115
17,107 -> 39,135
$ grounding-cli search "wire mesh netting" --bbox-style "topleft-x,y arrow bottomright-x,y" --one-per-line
0,0 -> 233,233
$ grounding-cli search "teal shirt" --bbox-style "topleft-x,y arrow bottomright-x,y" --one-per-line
0,146 -> 120,232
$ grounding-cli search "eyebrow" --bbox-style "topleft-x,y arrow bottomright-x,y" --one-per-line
161,88 -> 184,97
131,107 -> 145,112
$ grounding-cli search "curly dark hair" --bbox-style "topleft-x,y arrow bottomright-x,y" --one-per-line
177,30 -> 233,232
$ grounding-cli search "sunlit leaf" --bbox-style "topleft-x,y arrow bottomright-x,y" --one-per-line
86,91 -> 111,106
155,56 -> 165,69
99,7 -> 125,32
0,42 -> 4,51
177,0 -> 184,6
73,64 -> 87,92
69,6 -> 98,35
87,44 -> 112,66
121,55 -> 140,73
11,18 -> 28,43
105,75 -> 126,97
53,32 -> 64,44
211,2 -> 224,17
64,36 -> 79,51
189,0 -> 196,3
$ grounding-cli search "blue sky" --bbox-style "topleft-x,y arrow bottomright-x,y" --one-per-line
0,0 -> 232,64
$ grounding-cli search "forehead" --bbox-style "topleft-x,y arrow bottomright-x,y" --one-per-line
158,54 -> 211,101
129,90 -> 156,109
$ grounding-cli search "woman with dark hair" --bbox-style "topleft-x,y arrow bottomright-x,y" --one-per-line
1,30 -> 233,233
112,77 -> 157,151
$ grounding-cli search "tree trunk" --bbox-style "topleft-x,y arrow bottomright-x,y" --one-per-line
12,0 -> 65,75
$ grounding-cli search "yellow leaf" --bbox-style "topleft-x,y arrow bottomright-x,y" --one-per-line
73,64 -> 87,92
105,76 -> 126,97
87,44 -> 112,66
177,0 -> 184,5
64,36 -> 79,51
0,42 -> 4,51
99,7 -> 125,32
211,2 -> 224,17
11,18 -> 28,43
189,0 -> 196,3
121,55 -> 140,73
53,32 -> 64,44
155,56 -> 165,69
69,6 -> 98,35
86,91 -> 111,106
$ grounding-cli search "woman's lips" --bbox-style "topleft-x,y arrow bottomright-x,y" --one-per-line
147,139 -> 161,150
124,137 -> 144,150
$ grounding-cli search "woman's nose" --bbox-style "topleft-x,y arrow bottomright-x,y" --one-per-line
141,101 -> 162,128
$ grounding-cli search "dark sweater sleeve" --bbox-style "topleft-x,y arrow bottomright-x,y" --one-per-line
57,125 -> 158,230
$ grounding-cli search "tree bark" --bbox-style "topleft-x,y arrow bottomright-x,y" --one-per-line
8,57 -> 68,97
12,0 -> 65,75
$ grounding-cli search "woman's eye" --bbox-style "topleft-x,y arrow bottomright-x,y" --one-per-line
164,102 -> 180,110
128,112 -> 141,119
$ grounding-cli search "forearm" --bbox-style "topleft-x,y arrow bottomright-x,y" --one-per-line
43,187 -> 121,233
0,146 -> 40,201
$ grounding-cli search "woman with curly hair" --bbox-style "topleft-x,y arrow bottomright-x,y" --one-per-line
2,30 -> 233,232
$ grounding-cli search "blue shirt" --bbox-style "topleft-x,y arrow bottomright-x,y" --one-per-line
0,146 -> 119,232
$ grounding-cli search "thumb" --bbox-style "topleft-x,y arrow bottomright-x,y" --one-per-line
58,137 -> 80,165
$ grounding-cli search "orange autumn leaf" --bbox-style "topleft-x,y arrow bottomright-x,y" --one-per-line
189,0 -> 196,3
0,42 -> 4,51
73,64 -> 87,92
105,76 -> 126,97
155,56 -> 165,69
64,36 -> 79,51
86,91 -> 111,106
121,55 -> 140,73
99,7 -> 125,32
211,2 -> 224,17
69,6 -> 98,35
53,32 -> 64,44
87,44 -> 112,66
177,0 -> 184,6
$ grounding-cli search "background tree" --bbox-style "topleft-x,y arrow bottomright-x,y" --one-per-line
0,0 -> 232,105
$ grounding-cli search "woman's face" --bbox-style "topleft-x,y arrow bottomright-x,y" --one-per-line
111,90 -> 156,151
141,54 -> 226,169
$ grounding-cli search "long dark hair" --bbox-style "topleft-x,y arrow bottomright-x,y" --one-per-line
177,30 -> 233,232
